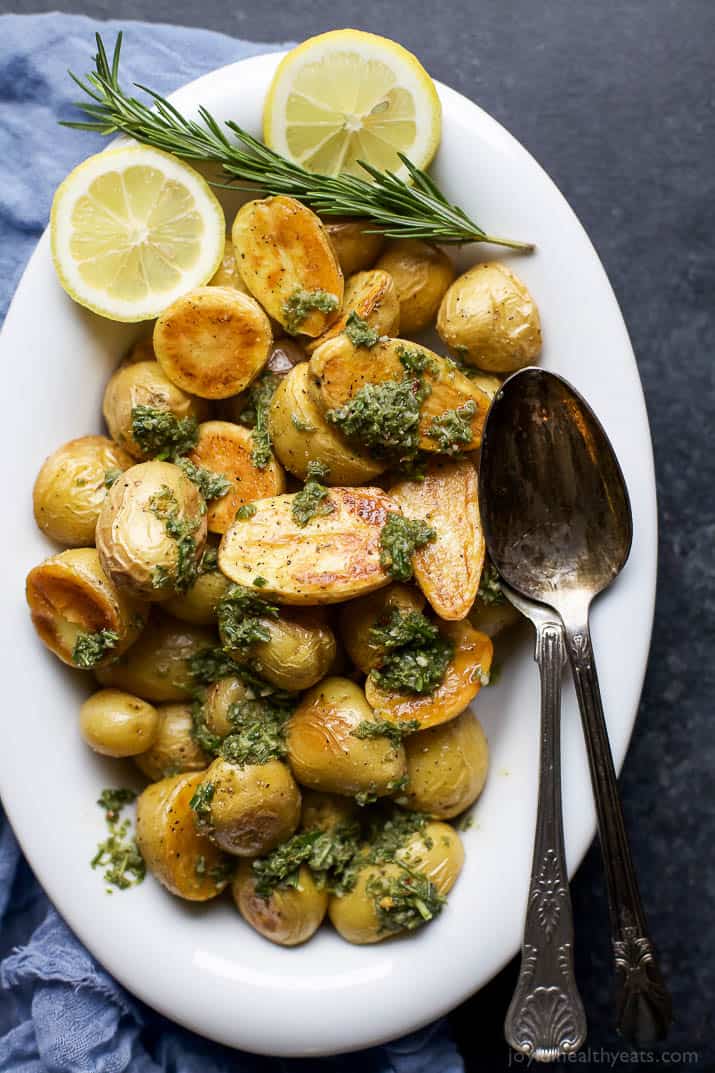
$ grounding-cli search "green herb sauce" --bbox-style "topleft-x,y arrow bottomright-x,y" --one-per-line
291,461 -> 335,527
344,311 -> 380,348
426,399 -> 477,454
237,371 -> 280,469
352,718 -> 421,745
103,467 -> 122,489
91,788 -> 144,892
477,560 -> 506,605
217,584 -> 279,654
235,503 -> 257,520
378,513 -> 436,582
149,484 -> 201,593
131,405 -> 198,459
72,628 -> 119,669
176,457 -> 231,500
283,288 -> 339,334
369,609 -> 453,695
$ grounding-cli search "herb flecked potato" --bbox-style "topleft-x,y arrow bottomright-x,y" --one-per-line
300,790 -> 358,832
233,861 -> 328,946
323,217 -> 385,276
163,551 -> 231,625
202,675 -> 251,739
195,757 -> 301,856
102,359 -> 208,459
375,239 -> 455,335
80,688 -> 159,758
305,268 -> 400,353
224,608 -> 337,692
400,711 -> 489,818
134,702 -> 209,780
339,583 -> 426,674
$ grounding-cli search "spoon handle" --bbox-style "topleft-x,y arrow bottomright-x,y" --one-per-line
505,621 -> 587,1061
564,621 -> 672,1044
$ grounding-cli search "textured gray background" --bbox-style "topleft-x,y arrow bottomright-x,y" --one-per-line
5,1 -> 714,1069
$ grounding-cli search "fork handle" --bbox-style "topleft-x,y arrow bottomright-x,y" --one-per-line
505,622 -> 586,1060
564,621 -> 672,1044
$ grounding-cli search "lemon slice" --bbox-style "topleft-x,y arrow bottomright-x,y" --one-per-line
264,30 -> 441,180
51,146 -> 225,322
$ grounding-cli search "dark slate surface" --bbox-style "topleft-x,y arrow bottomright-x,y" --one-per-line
8,1 -> 715,1069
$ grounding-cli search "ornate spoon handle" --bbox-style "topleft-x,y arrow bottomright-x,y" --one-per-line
505,621 -> 587,1061
564,621 -> 672,1043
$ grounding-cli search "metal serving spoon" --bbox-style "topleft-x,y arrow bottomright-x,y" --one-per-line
479,367 -> 671,1046
501,582 -> 587,1060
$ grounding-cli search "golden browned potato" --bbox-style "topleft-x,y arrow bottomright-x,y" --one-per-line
218,487 -> 394,604
33,435 -> 134,547
225,608 -> 337,692
401,712 -> 489,818
154,287 -> 273,399
323,218 -> 385,276
232,196 -> 344,337
286,677 -> 406,798
102,360 -> 208,460
233,861 -> 328,946
269,363 -> 385,484
202,675 -> 251,739
134,702 -> 209,780
390,458 -> 484,621
96,461 -> 207,601
365,619 -> 493,730
328,860 -> 402,944
395,821 -> 465,893
467,595 -> 522,637
163,555 -> 231,625
25,547 -> 146,669
186,421 -> 285,534
95,612 -> 215,702
309,336 -> 492,452
375,240 -> 455,335
300,790 -> 358,832
80,689 -> 158,757
195,757 -> 301,856
136,771 -> 232,901
208,236 -> 250,291
305,269 -> 400,354
437,262 -> 542,372
339,583 -> 426,674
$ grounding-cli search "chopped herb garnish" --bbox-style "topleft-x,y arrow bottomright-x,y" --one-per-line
252,823 -> 361,899
306,460 -> 330,481
353,718 -> 421,745
291,414 -> 316,433
370,610 -> 453,695
379,513 -> 436,582
426,399 -> 477,454
283,288 -> 339,334
327,378 -> 428,460
291,461 -> 334,527
91,787 -> 144,891
471,663 -> 491,687
387,774 -> 410,795
237,371 -> 279,469
477,560 -> 506,605
131,405 -> 198,459
198,545 -> 219,574
355,787 -> 379,807
218,696 -> 293,766
194,854 -> 233,884
344,311 -> 380,348
217,584 -> 278,654
190,696 -> 223,755
364,807 -> 427,864
370,608 -> 436,653
72,628 -> 119,669
397,344 -> 437,377
368,865 -> 445,933
176,457 -> 232,500
188,647 -> 246,685
103,467 -> 122,488
253,576 -> 268,588
189,780 -> 215,827
149,484 -> 201,593
98,787 -> 137,818
236,503 -> 257,520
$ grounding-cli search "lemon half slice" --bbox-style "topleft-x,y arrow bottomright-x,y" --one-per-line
264,30 -> 442,180
51,146 -> 225,322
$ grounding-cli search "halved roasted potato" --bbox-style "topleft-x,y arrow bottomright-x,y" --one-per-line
375,239 -> 455,335
323,217 -> 385,276
136,771 -> 232,901
364,619 -> 493,729
154,287 -> 272,399
339,582 -> 426,674
218,487 -> 395,604
102,360 -> 208,460
26,547 -> 146,669
400,711 -> 489,818
187,421 -> 285,534
305,269 -> 400,353
134,701 -> 209,780
233,861 -> 328,946
309,336 -> 491,452
232,196 -> 344,337
389,458 -> 484,620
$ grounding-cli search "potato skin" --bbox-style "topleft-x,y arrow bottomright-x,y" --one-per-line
375,240 -> 455,335
199,757 -> 301,857
154,287 -> 273,399
136,771 -> 231,901
401,712 -> 489,818
102,360 -> 207,460
233,861 -> 328,946
96,460 -> 207,601
228,609 -> 336,692
203,675 -> 250,739
80,689 -> 158,757
26,547 -> 146,668
328,861 -> 401,944
232,196 -> 344,337
135,702 -> 209,780
300,790 -> 358,832
395,821 -> 465,894
95,612 -> 215,702
323,218 -> 385,276
339,583 -> 426,674
286,677 -> 406,797
218,487 -> 394,604
269,363 -> 384,485
305,269 -> 400,354
187,421 -> 285,534
437,262 -> 542,372
33,435 -> 134,547
163,563 -> 231,625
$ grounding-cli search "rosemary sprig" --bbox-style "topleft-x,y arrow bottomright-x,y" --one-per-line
62,34 -> 532,251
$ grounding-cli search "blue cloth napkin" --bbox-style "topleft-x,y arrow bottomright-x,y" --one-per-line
0,14 -> 463,1072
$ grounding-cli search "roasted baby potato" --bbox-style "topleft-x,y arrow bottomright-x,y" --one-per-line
195,757 -> 301,856
233,861 -> 328,946
33,435 -> 134,547
305,269 -> 400,354
186,421 -> 285,534
365,619 -> 493,730
437,262 -> 542,372
390,458 -> 484,620
202,675 -> 251,739
102,360 -> 208,460
163,549 -> 231,625
96,460 -> 207,601
225,608 -> 337,692
26,547 -> 146,669
154,287 -> 273,399
269,363 -> 385,484
134,701 -> 209,780
309,336 -> 492,452
339,583 -> 426,674
208,236 -> 250,292
218,487 -> 394,604
375,240 -> 455,334
323,217 -> 385,276
300,790 -> 358,832
401,711 -> 489,818
136,771 -> 232,901
95,612 -> 215,702
79,688 -> 159,758
232,196 -> 344,337
395,820 -> 465,893
286,677 -> 406,798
